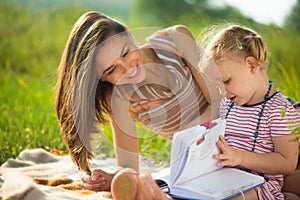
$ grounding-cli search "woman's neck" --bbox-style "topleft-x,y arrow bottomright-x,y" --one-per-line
141,47 -> 174,89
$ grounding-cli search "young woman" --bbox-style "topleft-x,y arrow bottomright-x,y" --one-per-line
55,11 -> 222,192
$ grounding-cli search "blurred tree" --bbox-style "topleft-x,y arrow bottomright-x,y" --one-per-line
132,0 -> 206,26
285,0 -> 300,33
131,0 -> 254,28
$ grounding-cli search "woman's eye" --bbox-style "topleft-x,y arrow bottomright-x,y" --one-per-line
122,48 -> 129,57
107,66 -> 116,75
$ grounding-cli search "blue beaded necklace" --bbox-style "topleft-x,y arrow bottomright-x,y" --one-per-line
225,80 -> 273,182
225,80 -> 273,151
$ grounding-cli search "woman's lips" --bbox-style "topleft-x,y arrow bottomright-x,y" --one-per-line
128,66 -> 140,79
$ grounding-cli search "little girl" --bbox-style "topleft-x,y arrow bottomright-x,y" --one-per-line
205,25 -> 300,199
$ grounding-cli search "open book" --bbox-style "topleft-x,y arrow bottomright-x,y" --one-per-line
155,118 -> 265,200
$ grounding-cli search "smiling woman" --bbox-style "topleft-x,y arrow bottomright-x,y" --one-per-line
55,11 -> 223,195
96,32 -> 146,85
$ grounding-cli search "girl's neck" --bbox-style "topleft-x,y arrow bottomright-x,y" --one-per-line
246,80 -> 276,105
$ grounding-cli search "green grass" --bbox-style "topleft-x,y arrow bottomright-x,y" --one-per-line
0,3 -> 89,163
0,1 -> 171,165
0,1 -> 299,166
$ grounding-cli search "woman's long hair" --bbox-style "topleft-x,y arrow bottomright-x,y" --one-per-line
55,11 -> 126,172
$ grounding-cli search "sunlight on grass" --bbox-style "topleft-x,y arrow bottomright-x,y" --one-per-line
1,0 -> 299,165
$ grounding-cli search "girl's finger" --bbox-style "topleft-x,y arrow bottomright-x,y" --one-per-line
219,135 -> 227,144
214,152 -> 228,160
216,139 -> 227,153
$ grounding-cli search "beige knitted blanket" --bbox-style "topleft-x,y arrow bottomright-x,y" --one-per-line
0,148 -> 168,200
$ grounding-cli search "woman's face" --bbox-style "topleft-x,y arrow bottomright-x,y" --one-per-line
95,33 -> 146,85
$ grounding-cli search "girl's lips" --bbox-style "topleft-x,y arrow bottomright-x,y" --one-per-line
128,66 -> 140,79
229,96 -> 236,102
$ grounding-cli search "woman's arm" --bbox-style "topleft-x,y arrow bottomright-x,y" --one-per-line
110,117 -> 139,171
109,92 -> 140,171
166,25 -> 200,70
167,25 -> 223,120
81,92 -> 140,192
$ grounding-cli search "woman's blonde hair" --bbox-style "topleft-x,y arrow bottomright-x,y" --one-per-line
55,11 -> 126,172
206,24 -> 269,68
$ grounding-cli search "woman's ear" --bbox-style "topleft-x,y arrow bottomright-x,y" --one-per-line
245,56 -> 260,73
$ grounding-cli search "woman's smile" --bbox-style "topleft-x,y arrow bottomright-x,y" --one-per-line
128,65 -> 140,79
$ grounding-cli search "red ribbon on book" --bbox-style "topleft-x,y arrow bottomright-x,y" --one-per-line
196,136 -> 205,146
200,121 -> 217,129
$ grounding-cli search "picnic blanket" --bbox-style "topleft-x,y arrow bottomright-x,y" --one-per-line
0,148 -> 169,200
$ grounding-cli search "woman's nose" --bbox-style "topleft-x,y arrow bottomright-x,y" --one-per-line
120,57 -> 134,72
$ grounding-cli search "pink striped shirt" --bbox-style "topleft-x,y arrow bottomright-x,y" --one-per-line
220,91 -> 300,199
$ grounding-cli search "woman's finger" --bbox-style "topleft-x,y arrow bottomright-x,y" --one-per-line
82,173 -> 94,184
91,169 -> 106,181
82,182 -> 103,190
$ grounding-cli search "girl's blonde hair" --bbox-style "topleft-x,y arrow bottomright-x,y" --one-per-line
206,24 -> 269,68
55,11 -> 126,172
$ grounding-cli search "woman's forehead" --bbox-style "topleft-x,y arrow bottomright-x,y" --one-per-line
95,34 -> 130,72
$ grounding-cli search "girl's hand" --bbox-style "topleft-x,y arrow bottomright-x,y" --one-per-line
81,169 -> 114,191
214,135 -> 243,167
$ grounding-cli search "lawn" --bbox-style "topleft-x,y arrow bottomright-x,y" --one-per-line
1,1 -> 299,165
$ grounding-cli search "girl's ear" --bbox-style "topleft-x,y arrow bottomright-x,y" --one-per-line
245,56 -> 260,73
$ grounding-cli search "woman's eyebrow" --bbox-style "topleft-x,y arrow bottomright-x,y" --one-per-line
103,65 -> 113,74
120,42 -> 128,55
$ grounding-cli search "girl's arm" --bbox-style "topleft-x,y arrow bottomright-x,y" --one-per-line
215,134 -> 298,174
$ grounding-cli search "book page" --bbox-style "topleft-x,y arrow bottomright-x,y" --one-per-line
171,167 -> 265,200
170,125 -> 206,185
170,118 -> 225,186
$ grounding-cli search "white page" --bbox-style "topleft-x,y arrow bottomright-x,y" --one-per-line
170,125 -> 207,184
171,118 -> 225,185
171,167 -> 265,200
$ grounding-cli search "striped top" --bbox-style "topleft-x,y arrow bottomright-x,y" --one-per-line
220,91 -> 300,199
114,30 -> 208,139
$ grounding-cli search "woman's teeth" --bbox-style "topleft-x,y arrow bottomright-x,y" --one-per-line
128,67 -> 139,78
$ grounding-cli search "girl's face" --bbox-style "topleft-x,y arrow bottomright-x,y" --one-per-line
96,33 -> 146,85
216,55 -> 260,105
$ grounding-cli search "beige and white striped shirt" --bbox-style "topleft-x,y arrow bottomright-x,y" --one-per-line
114,30 -> 208,139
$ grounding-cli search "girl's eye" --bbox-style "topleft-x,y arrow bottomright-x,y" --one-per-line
107,66 -> 116,75
223,78 -> 230,84
122,48 -> 129,57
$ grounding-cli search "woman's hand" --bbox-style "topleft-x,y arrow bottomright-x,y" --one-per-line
214,135 -> 243,167
81,169 -> 114,191
110,168 -> 172,200
137,174 -> 172,200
